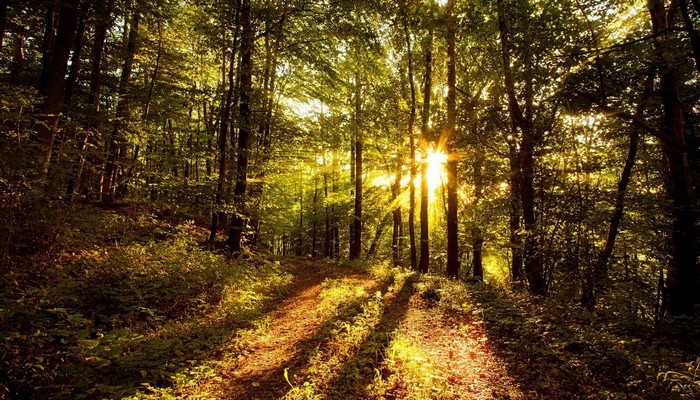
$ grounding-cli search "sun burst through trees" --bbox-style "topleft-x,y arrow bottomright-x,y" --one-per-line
424,147 -> 447,200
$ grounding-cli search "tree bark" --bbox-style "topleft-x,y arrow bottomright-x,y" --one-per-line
679,0 -> 700,75
350,72 -> 363,259
210,2 -> 240,245
581,74 -> 653,311
472,157 -> 484,281
10,34 -> 23,87
64,3 -> 90,104
392,154 -> 404,267
36,0 -> 79,180
401,1 -> 418,271
419,28 -> 433,274
0,0 -> 8,48
39,4 -> 57,95
648,0 -> 699,315
497,0 -> 546,294
508,140 -> 523,283
227,0 -> 253,251
102,1 -> 140,204
445,0 -> 460,279
88,0 -> 114,112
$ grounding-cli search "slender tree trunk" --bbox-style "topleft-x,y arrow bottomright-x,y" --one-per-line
10,34 -> 23,87
581,74 -> 653,310
401,2 -> 418,271
332,148 -> 340,258
472,157 -> 484,281
419,29 -> 433,274
250,17 -> 283,245
36,0 -> 79,180
445,0 -> 460,278
102,2 -> 140,204
297,184 -> 304,256
648,0 -> 699,315
210,3 -> 240,245
312,175 -> 319,256
508,141 -> 523,283
0,0 -> 8,48
497,0 -> 546,294
324,153 -> 331,257
64,3 -> 90,105
679,0 -> 700,75
88,0 -> 114,112
228,0 -> 253,251
39,4 -> 57,95
350,72 -> 363,259
392,155 -> 403,267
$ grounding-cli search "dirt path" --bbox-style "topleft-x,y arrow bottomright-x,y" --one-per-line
197,260 -> 524,399
381,292 -> 524,399
203,259 -> 379,399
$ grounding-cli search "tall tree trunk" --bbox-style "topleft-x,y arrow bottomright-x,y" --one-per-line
297,183 -> 304,256
210,3 -> 240,245
88,0 -> 114,112
64,3 -> 90,104
581,74 -> 653,311
392,155 -> 404,267
401,1 -> 418,271
332,148 -> 340,258
350,72 -> 363,259
102,2 -> 140,204
648,0 -> 699,315
472,157 -> 484,281
0,0 -> 8,48
36,0 -> 79,180
324,153 -> 331,258
419,28 -> 433,274
39,4 -> 57,95
10,34 -> 23,87
445,0 -> 460,278
250,16 -> 283,245
312,175 -> 319,256
679,0 -> 700,75
227,0 -> 253,251
508,140 -> 523,283
497,0 -> 546,294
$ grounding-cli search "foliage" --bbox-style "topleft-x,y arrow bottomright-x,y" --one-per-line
0,205 -> 292,398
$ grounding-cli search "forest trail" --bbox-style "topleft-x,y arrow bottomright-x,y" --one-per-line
200,258 -> 524,399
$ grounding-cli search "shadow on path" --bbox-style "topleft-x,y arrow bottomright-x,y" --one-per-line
215,260 -> 386,399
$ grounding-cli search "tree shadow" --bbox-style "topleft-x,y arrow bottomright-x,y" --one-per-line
466,284 -> 669,399
218,274 -> 397,399
4,258 -> 334,399
319,274 -> 417,398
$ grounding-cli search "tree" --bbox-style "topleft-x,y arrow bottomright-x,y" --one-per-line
227,0 -> 253,252
35,0 -> 80,180
496,0 -> 546,294
102,0 -> 141,204
445,0 -> 459,279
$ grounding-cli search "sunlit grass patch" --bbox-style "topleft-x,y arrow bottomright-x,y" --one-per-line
318,277 -> 368,315
369,332 -> 447,399
413,275 -> 475,314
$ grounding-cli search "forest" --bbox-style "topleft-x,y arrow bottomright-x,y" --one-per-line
1,0 -> 700,398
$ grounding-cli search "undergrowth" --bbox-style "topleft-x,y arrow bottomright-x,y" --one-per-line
0,204 -> 292,399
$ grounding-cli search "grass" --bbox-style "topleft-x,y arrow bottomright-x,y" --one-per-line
0,204 -> 293,399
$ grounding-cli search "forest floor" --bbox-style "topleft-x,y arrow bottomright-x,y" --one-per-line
2,204 -> 699,399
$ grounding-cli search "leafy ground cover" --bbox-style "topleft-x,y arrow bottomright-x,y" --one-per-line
2,205 -> 699,399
